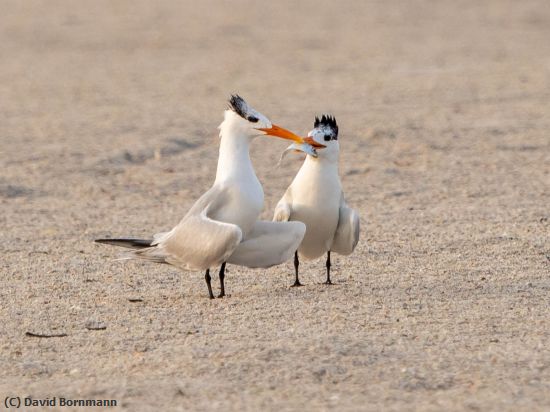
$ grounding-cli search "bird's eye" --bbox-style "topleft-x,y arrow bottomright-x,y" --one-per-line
247,115 -> 259,123
324,134 -> 331,141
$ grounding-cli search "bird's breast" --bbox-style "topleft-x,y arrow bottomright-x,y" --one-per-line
291,165 -> 341,211
287,164 -> 342,258
214,177 -> 264,238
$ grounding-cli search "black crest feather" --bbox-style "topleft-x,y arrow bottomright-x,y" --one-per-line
314,114 -> 338,137
229,94 -> 248,119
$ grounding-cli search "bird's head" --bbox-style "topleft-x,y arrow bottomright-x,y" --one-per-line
303,115 -> 338,160
220,95 -> 308,146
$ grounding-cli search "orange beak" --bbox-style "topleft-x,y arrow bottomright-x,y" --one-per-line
256,124 -> 305,143
304,136 -> 326,149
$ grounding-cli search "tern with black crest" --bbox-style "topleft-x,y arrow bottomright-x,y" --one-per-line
274,115 -> 360,286
96,95 -> 312,298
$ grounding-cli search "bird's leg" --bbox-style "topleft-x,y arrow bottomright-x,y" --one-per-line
324,251 -> 332,285
291,251 -> 303,287
205,269 -> 214,299
218,262 -> 227,298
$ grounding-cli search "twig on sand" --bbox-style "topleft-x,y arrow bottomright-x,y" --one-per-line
25,331 -> 68,338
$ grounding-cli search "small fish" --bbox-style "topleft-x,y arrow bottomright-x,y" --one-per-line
278,142 -> 318,165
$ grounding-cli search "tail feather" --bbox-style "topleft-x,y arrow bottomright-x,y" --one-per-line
132,247 -> 168,264
95,238 -> 153,249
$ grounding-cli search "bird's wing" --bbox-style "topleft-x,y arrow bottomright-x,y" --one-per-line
331,193 -> 360,256
273,187 -> 293,222
227,220 -> 305,268
136,186 -> 242,270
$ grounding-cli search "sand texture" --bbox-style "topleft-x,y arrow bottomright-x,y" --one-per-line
1,1 -> 549,410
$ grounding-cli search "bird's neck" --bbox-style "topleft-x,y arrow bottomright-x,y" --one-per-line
304,153 -> 339,171
215,134 -> 256,183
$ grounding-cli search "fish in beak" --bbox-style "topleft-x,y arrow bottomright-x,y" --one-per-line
257,124 -> 320,158
278,142 -> 322,165
276,133 -> 328,164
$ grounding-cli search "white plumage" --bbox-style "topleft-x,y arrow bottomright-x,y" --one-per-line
96,95 -> 308,298
274,115 -> 360,285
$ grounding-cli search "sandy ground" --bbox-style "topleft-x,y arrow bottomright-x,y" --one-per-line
1,1 -> 549,411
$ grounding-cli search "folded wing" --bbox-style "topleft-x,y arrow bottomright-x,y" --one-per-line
331,194 -> 360,255
133,186 -> 243,270
273,188 -> 292,222
227,220 -> 305,268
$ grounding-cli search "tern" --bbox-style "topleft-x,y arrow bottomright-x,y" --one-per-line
274,115 -> 360,286
96,95 -> 312,298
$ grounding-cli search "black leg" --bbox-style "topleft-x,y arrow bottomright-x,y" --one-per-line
324,251 -> 332,285
291,251 -> 303,287
205,269 -> 214,299
218,262 -> 227,298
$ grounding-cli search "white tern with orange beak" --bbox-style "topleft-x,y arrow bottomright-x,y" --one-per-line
274,115 -> 360,286
96,95 -> 314,298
